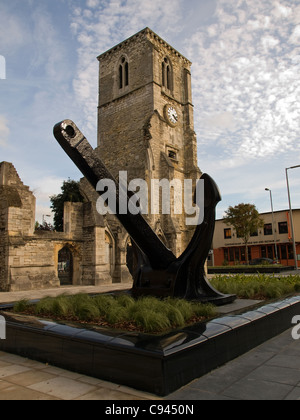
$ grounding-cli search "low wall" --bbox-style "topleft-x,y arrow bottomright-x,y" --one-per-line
208,266 -> 294,275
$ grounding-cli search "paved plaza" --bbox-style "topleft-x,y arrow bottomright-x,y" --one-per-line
0,328 -> 299,400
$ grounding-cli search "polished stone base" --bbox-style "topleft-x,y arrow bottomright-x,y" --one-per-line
1,296 -> 300,396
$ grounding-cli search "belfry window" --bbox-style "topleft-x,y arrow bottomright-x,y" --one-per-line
162,57 -> 172,91
119,57 -> 129,90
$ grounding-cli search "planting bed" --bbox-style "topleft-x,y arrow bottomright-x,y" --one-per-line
1,294 -> 300,396
11,294 -> 217,334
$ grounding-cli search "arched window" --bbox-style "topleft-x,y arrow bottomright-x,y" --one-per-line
118,56 -> 129,90
58,246 -> 73,285
105,231 -> 114,276
162,57 -> 172,91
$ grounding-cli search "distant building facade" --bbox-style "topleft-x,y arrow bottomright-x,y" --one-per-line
212,209 -> 300,267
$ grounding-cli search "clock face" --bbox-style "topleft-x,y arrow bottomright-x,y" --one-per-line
167,107 -> 178,124
165,105 -> 179,126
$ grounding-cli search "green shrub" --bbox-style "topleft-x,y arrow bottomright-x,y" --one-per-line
69,293 -> 92,312
115,294 -> 135,309
93,295 -> 116,316
191,303 -> 216,318
34,295 -> 71,317
105,305 -> 129,324
75,301 -> 100,321
68,294 -> 100,321
165,304 -> 185,327
51,295 -> 73,317
13,299 -> 30,313
210,274 -> 300,300
166,298 -> 194,321
35,297 -> 56,315
133,309 -> 171,332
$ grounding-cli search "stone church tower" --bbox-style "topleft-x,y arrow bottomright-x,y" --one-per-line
96,28 -> 201,257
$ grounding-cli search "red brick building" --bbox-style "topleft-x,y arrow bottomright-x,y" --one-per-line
211,209 -> 300,267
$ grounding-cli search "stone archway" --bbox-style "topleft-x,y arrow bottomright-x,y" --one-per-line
58,246 -> 73,286
55,242 -> 82,286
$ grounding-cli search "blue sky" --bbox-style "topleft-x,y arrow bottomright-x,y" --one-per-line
0,0 -> 300,221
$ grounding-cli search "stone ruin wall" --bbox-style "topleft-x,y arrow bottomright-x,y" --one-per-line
0,162 -> 130,291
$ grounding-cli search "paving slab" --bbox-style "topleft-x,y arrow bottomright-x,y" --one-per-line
222,378 -> 294,401
217,299 -> 263,314
167,328 -> 300,401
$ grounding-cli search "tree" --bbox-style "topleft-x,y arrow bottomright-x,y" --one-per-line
50,179 -> 84,232
35,221 -> 54,231
223,203 -> 264,265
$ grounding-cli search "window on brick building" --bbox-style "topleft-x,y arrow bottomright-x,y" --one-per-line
278,222 -> 288,234
162,57 -> 172,91
224,228 -> 232,239
119,57 -> 129,90
264,223 -> 273,236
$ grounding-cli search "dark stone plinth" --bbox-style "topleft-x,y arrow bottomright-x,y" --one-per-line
1,296 -> 300,396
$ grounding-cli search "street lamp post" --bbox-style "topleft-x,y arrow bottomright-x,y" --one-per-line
285,166 -> 300,271
265,188 -> 278,262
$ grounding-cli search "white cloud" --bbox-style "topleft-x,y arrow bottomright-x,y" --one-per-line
201,112 -> 237,137
185,0 -> 300,165
29,174 -> 65,224
0,115 -> 9,147
86,0 -> 100,8
289,25 -> 300,44
27,6 -> 72,83
0,4 -> 30,53
273,1 -> 292,18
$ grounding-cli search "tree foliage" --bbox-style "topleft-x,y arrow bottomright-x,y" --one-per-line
223,203 -> 264,264
50,179 -> 84,232
35,221 -> 54,232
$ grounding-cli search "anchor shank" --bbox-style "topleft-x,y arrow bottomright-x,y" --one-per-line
53,120 -> 176,270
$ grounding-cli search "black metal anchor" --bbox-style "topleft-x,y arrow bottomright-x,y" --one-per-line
54,120 -> 236,305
